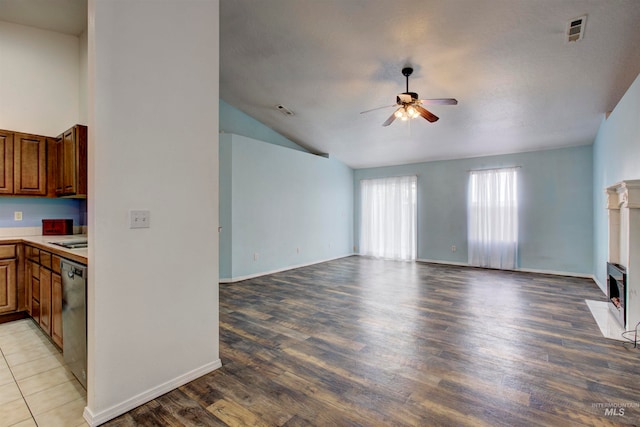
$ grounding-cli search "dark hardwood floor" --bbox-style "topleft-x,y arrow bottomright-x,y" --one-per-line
105,257 -> 640,426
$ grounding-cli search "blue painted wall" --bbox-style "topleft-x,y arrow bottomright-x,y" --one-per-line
354,146 -> 594,275
0,198 -> 84,228
593,73 -> 640,291
219,137 -> 233,278
219,134 -> 353,280
219,99 -> 309,153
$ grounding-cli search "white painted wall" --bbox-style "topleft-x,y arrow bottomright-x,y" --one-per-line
78,29 -> 88,125
86,1 -> 220,424
0,20 -> 79,135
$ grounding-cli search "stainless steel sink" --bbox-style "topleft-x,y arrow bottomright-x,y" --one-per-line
50,239 -> 88,249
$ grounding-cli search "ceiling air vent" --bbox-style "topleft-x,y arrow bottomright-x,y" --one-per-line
567,15 -> 587,42
275,104 -> 295,116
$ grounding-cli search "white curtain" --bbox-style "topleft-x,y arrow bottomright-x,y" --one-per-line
467,168 -> 518,269
360,175 -> 417,261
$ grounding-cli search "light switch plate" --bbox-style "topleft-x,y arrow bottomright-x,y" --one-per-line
129,210 -> 150,229
14,211 -> 22,221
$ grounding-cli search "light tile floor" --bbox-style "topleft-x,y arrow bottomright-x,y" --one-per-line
0,319 -> 87,427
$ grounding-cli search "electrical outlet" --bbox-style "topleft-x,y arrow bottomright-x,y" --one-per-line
451,245 -> 457,252
14,212 -> 22,221
296,247 -> 300,254
129,210 -> 150,229
254,253 -> 258,261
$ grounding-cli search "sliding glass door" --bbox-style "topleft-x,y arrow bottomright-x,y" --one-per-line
360,176 -> 417,261
467,167 -> 518,269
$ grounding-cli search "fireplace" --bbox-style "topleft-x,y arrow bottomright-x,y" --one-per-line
587,180 -> 640,340
607,262 -> 627,328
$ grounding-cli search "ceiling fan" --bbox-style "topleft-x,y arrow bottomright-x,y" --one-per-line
361,67 -> 457,126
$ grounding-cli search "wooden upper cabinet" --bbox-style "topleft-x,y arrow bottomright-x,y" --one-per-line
0,130 -> 14,194
14,132 -> 47,196
55,125 -> 87,197
0,126 -> 87,198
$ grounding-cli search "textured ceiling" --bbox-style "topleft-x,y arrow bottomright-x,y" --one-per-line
2,1 -> 639,169
221,0 -> 640,168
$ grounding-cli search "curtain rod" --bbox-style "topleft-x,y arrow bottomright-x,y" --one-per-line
467,166 -> 521,172
359,174 -> 418,181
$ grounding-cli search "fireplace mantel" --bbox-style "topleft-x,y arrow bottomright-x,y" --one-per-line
606,180 -> 640,210
606,180 -> 640,329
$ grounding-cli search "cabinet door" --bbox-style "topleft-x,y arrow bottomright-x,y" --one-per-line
57,125 -> 87,197
30,262 -> 40,323
0,130 -> 14,194
14,133 -> 47,196
0,259 -> 17,314
47,137 -> 60,198
51,273 -> 63,348
39,268 -> 51,335
25,257 -> 32,315
61,127 -> 76,195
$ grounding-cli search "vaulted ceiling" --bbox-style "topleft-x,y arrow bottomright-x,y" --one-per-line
0,0 -> 86,35
220,0 -> 640,168
2,1 -> 640,169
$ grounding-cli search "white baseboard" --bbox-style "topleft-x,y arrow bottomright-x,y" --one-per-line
219,253 -> 355,283
416,258 -> 469,267
416,258 -> 593,279
83,359 -> 222,426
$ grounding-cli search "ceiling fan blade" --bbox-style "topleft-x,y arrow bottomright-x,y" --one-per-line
418,98 -> 458,105
416,105 -> 439,123
382,111 -> 397,127
360,104 -> 397,114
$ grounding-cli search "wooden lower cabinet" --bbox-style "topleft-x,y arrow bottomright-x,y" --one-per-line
25,258 -> 31,315
25,246 -> 70,350
39,268 -> 51,335
51,273 -> 63,347
0,258 -> 17,314
30,262 -> 40,324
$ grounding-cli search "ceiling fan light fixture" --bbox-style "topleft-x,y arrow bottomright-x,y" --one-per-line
406,106 -> 420,119
362,66 -> 457,126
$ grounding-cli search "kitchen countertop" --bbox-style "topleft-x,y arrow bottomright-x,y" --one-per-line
0,235 -> 88,264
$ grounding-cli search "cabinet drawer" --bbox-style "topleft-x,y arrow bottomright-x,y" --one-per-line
52,255 -> 61,274
26,246 -> 40,263
40,251 -> 52,270
0,245 -> 16,259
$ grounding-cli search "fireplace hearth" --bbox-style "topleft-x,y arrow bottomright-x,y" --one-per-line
607,262 -> 627,328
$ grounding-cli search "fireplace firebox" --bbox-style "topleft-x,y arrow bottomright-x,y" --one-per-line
607,262 -> 627,328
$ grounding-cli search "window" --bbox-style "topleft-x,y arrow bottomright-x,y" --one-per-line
360,175 -> 417,261
467,167 -> 518,269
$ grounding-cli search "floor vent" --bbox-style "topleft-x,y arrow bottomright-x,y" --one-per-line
567,15 -> 587,43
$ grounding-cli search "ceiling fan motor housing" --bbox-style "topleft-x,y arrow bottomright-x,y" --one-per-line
397,92 -> 419,104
